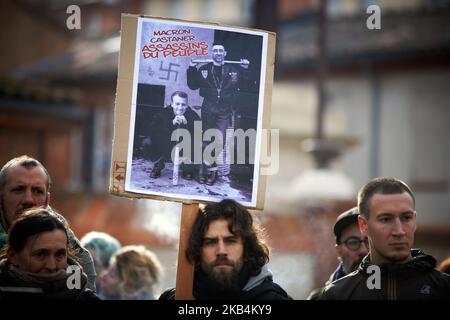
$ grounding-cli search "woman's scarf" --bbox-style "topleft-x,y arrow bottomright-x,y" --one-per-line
0,258 -> 87,299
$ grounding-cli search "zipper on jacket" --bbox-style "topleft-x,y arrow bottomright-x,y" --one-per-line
387,271 -> 397,300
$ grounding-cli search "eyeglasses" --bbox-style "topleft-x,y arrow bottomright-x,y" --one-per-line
341,237 -> 369,251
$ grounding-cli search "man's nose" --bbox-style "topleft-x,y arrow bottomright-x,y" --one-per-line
22,189 -> 36,206
216,240 -> 228,255
45,257 -> 57,272
392,218 -> 406,236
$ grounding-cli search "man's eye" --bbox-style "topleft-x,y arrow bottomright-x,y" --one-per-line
203,239 -> 216,246
34,252 -> 45,258
402,215 -> 413,222
56,251 -> 66,259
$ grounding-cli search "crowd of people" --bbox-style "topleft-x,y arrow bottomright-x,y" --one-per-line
1,155 -> 449,300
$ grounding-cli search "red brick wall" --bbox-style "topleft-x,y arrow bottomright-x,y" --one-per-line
44,130 -> 71,191
0,0 -> 70,75
0,111 -> 76,191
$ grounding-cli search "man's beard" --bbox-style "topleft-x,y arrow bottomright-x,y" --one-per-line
201,256 -> 243,292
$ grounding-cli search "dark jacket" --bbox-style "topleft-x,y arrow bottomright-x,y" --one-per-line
326,262 -> 346,285
306,262 -> 347,300
187,63 -> 250,113
145,106 -> 201,162
318,249 -> 450,300
159,265 -> 292,300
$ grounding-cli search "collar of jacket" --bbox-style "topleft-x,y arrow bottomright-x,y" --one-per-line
326,262 -> 346,285
357,249 -> 436,275
242,264 -> 273,292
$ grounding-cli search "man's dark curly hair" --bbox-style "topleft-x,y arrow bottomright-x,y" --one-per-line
186,199 -> 270,276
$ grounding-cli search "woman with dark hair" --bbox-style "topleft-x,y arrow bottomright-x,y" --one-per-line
0,208 -> 98,299
160,199 -> 292,300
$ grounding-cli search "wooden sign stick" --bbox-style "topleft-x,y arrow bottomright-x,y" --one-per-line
175,202 -> 200,300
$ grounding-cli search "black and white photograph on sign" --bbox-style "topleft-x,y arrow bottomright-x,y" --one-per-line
125,17 -> 268,207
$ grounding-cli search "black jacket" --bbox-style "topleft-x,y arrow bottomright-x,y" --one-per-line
145,106 -> 201,162
187,63 -> 251,113
159,265 -> 292,300
318,249 -> 450,300
306,262 -> 347,300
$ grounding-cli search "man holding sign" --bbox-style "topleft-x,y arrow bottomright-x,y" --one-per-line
159,199 -> 292,300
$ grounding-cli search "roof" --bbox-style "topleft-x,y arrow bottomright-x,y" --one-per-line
278,8 -> 450,69
9,36 -> 120,82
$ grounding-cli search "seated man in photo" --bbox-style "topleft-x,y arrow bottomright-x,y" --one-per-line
145,91 -> 200,180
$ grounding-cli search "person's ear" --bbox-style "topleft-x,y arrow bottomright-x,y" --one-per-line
358,215 -> 368,237
224,50 -> 227,57
46,192 -> 51,206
